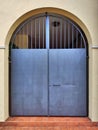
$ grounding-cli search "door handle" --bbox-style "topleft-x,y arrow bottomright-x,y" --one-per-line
49,84 -> 61,87
53,84 -> 61,87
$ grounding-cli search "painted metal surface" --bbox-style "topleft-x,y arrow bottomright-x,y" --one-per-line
10,14 -> 87,116
49,49 -> 87,116
11,49 -> 87,116
11,49 -> 48,115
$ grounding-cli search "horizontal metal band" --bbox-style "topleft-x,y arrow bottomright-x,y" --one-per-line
0,46 -> 5,49
92,45 -> 98,49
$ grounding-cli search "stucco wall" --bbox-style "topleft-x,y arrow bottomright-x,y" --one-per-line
0,0 -> 98,121
0,50 -> 5,121
92,49 -> 98,121
0,0 -> 98,45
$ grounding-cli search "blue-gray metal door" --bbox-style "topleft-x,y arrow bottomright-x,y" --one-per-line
11,49 -> 87,116
10,14 -> 88,116
11,49 -> 48,115
49,49 -> 87,116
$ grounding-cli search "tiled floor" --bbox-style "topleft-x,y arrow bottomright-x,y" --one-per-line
0,117 -> 98,130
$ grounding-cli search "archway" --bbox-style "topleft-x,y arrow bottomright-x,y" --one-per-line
9,12 -> 88,116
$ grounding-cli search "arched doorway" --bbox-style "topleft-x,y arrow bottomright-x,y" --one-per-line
9,13 -> 88,116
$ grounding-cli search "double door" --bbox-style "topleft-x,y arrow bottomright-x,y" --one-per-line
10,49 -> 87,116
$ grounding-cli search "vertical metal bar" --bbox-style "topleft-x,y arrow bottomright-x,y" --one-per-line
17,31 -> 20,49
46,16 -> 50,49
20,27 -> 25,48
80,35 -> 82,48
64,21 -> 66,48
21,27 -> 25,48
60,19 -> 62,48
21,28 -> 23,49
50,17 -> 52,48
74,29 -> 76,48
35,19 -> 36,48
51,17 -> 52,48
68,22 -> 70,48
51,17 -> 54,48
82,35 -> 86,48
84,40 -> 86,49
46,15 -> 50,116
38,18 -> 41,48
31,21 -> 32,49
52,18 -> 54,48
72,25 -> 74,48
18,30 -> 20,48
56,19 -> 58,48
26,23 -> 28,49
11,37 -> 15,49
76,29 -> 78,48
43,17 -> 44,48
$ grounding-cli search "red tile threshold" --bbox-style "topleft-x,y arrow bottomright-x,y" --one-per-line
0,126 -> 98,130
0,117 -> 98,127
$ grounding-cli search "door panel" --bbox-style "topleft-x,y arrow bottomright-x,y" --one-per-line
11,49 -> 87,116
11,49 -> 48,115
49,49 -> 87,116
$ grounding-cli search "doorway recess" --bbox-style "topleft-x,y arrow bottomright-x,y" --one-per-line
9,13 -> 88,116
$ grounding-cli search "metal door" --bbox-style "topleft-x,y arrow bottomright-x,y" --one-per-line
11,49 -> 48,115
49,49 -> 87,116
10,14 -> 88,116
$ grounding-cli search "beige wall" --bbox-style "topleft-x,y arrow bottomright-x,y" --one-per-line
0,50 -> 5,121
92,49 -> 98,121
0,0 -> 98,121
0,0 -> 98,45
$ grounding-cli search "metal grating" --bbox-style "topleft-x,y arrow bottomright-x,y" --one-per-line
10,14 -> 87,49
